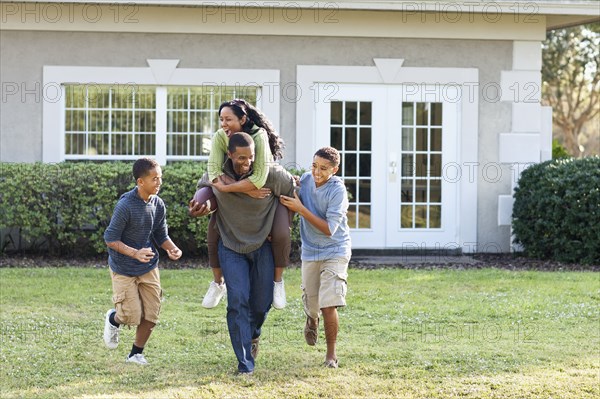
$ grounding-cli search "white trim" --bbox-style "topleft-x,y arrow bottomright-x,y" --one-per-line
2,3 -> 547,41
42,61 -> 280,163
497,195 -> 514,226
155,87 -> 168,165
512,103 -> 542,132
540,106 -> 552,162
499,133 -> 541,163
8,1 -> 600,15
297,61 -> 479,251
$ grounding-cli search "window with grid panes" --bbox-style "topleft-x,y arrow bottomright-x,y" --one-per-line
400,102 -> 443,229
166,86 -> 257,158
64,84 -> 257,160
330,100 -> 373,229
65,85 -> 156,157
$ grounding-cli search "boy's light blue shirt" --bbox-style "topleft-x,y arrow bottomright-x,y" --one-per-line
298,172 -> 352,261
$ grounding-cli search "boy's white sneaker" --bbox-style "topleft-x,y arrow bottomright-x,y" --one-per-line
126,353 -> 148,365
202,281 -> 226,308
103,309 -> 119,349
272,280 -> 287,309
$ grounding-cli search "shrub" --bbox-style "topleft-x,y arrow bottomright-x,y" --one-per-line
512,156 -> 600,264
0,161 -> 302,259
0,162 -> 207,256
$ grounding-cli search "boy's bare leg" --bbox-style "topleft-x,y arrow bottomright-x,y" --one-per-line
134,319 -> 156,348
321,307 -> 339,363
274,266 -> 284,282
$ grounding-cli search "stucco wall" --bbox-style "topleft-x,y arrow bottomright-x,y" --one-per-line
0,30 -> 513,250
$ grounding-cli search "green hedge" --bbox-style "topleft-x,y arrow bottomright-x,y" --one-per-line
0,161 -> 302,258
0,162 -> 198,256
512,156 -> 600,264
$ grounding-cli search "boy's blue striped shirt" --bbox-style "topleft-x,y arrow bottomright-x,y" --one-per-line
104,187 -> 170,276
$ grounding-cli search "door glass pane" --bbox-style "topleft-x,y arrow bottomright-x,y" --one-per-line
331,127 -> 342,149
401,205 -> 413,228
401,154 -> 414,177
331,102 -> 343,124
345,102 -> 358,124
330,100 -> 373,229
402,103 -> 413,125
430,154 -> 442,177
430,179 -> 442,202
416,128 -> 428,151
430,205 -> 441,228
345,128 -> 357,151
360,128 -> 372,151
345,181 -> 357,203
358,205 -> 371,228
415,205 -> 427,228
415,180 -> 427,202
358,179 -> 371,202
431,128 -> 442,151
360,102 -> 372,125
415,154 -> 427,177
401,179 -> 413,202
344,153 -> 357,177
431,103 -> 443,126
400,101 -> 443,229
416,103 -> 428,125
359,154 -> 371,176
402,128 -> 413,151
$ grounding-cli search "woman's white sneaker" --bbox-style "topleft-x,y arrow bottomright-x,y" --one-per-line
272,280 -> 287,309
202,281 -> 226,308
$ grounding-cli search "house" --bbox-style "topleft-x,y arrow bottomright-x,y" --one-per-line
1,0 -> 598,253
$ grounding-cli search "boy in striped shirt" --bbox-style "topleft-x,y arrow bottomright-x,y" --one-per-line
103,158 -> 182,365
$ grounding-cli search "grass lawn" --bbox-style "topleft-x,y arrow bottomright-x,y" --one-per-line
0,266 -> 598,399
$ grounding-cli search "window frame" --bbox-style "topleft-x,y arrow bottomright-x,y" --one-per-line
43,61 -> 280,164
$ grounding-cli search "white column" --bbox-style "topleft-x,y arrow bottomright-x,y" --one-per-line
497,41 -> 545,253
155,87 -> 167,165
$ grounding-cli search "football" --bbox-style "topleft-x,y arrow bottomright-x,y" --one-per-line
193,188 -> 218,212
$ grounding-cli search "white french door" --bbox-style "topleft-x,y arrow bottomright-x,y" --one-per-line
315,84 -> 459,248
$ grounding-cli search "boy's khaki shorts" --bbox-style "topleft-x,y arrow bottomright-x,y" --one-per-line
301,256 -> 349,320
110,267 -> 162,326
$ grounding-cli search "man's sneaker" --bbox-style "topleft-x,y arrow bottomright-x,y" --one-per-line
125,353 -> 148,365
251,337 -> 260,359
272,280 -> 287,309
202,281 -> 226,308
103,309 -> 119,349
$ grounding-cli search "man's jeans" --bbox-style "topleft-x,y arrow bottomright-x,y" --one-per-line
218,240 -> 274,373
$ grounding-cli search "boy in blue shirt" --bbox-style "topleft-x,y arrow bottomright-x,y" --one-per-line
280,147 -> 351,368
103,158 -> 182,365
